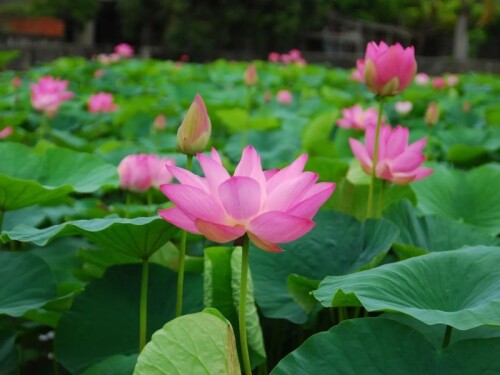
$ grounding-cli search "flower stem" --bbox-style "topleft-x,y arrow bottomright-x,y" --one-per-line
442,325 -> 453,349
239,234 -> 252,375
175,155 -> 193,318
146,190 -> 153,216
139,258 -> 149,351
366,98 -> 385,219
376,180 -> 387,217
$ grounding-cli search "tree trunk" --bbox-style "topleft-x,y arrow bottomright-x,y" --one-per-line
453,0 -> 469,64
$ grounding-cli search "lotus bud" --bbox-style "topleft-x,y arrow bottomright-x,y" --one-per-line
176,94 -> 211,155
424,102 -> 440,127
153,114 -> 167,131
243,64 -> 258,86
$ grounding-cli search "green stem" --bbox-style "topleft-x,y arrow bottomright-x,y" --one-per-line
338,306 -> 347,323
239,234 -> 252,375
442,325 -> 453,349
139,258 -> 149,351
175,155 -> 193,318
366,98 -> 385,219
146,190 -> 153,216
242,87 -> 253,147
125,192 -> 131,219
376,180 -> 387,218
0,209 -> 3,232
38,116 -> 50,142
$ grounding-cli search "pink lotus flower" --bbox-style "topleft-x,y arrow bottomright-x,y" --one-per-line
180,54 -> 190,62
153,114 -> 167,131
118,154 -> 175,192
243,64 -> 258,86
96,53 -> 120,65
289,49 -> 302,60
88,92 -> 118,113
30,76 -> 74,117
114,43 -> 134,57
159,146 -> 335,252
281,54 -> 293,64
446,74 -> 459,87
414,72 -> 430,85
394,101 -> 413,115
177,94 -> 211,155
432,77 -> 446,90
12,76 -> 21,88
276,90 -> 293,105
357,41 -> 417,96
349,124 -> 433,185
268,52 -> 280,62
337,105 -> 383,130
94,69 -> 105,78
0,126 -> 13,139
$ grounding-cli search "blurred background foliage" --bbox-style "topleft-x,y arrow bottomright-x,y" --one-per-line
0,0 -> 499,59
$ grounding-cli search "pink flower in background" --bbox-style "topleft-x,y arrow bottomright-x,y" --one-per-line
281,54 -> 293,64
0,126 -> 13,139
414,73 -> 430,85
349,124 -> 433,185
276,90 -> 293,105
12,76 -> 22,88
424,102 -> 440,126
394,101 -> 413,115
180,54 -> 190,62
268,52 -> 280,62
159,146 -> 335,252
350,60 -> 365,82
243,64 -> 258,86
94,69 -> 105,78
446,75 -> 459,87
88,92 -> 118,113
30,76 -> 74,117
432,77 -> 446,90
118,154 -> 175,192
337,105 -> 383,130
96,53 -> 120,65
358,41 -> 417,96
153,114 -> 167,131
289,49 -> 302,60
114,43 -> 134,57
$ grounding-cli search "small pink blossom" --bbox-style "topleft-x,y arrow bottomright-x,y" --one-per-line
88,92 -> 118,113
268,52 -> 280,62
424,102 -> 440,126
276,90 -> 293,105
243,64 -> 258,86
357,41 -> 417,96
114,43 -> 134,58
337,105 -> 383,130
180,54 -> 190,62
30,76 -> 74,117
414,73 -> 430,85
158,146 -> 335,252
0,126 -> 13,139
432,77 -> 446,90
289,49 -> 302,60
12,76 -> 22,88
96,53 -> 120,65
177,94 -> 211,155
394,101 -> 413,115
349,124 -> 433,185
118,154 -> 175,192
153,114 -> 167,131
94,69 -> 105,78
446,74 -> 459,87
281,54 -> 293,64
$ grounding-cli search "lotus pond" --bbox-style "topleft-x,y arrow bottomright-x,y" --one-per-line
0,52 -> 500,374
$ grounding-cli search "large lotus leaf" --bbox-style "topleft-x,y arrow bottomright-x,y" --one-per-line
134,309 -> 240,375
82,355 -> 138,375
412,164 -> 500,235
204,247 -> 265,368
0,142 -> 118,210
1,217 -> 177,260
0,331 -> 18,375
55,263 -> 203,374
383,313 -> 500,349
271,318 -> 500,375
250,210 -> 399,324
0,251 -> 57,317
384,200 -> 500,259
314,246 -> 500,330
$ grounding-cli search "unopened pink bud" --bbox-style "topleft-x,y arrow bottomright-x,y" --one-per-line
176,94 -> 211,155
243,64 -> 258,86
153,114 -> 167,131
424,102 -> 440,126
